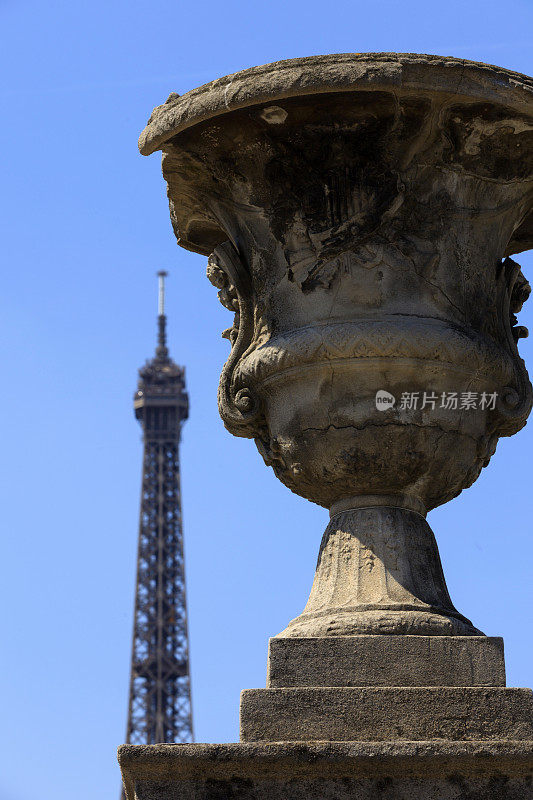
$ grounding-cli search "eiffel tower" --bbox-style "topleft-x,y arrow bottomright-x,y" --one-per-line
123,271 -> 193,775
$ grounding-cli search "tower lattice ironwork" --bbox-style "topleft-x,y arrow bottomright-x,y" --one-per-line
124,271 -> 193,753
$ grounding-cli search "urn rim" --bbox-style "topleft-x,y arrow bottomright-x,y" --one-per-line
140,52 -> 533,156
139,52 -> 533,257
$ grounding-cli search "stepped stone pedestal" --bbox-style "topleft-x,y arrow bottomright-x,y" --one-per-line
120,636 -> 533,799
242,637 -> 532,744
120,53 -> 533,799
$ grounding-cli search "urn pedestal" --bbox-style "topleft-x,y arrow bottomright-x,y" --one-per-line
120,53 -> 533,799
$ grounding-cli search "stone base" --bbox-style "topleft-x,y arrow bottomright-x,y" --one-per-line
240,687 -> 533,742
267,636 -> 506,687
118,741 -> 533,800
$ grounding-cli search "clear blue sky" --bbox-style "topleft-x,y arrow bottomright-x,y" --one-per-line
1,2 -> 532,798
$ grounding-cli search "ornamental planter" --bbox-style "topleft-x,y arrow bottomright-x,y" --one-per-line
120,53 -> 533,800
139,53 -> 533,638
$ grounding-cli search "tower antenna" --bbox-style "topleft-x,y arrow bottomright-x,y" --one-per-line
157,270 -> 168,316
156,271 -> 169,360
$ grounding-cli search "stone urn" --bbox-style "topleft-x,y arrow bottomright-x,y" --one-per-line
139,53 -> 533,641
119,53 -> 533,800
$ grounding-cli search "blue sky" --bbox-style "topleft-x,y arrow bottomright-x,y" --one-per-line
1,1 -> 532,798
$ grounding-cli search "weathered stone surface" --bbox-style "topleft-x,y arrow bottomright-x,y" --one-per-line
138,51 -> 533,637
240,687 -> 533,742
278,506 -> 481,637
126,52 -> 533,800
267,635 -> 506,687
119,741 -> 533,800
